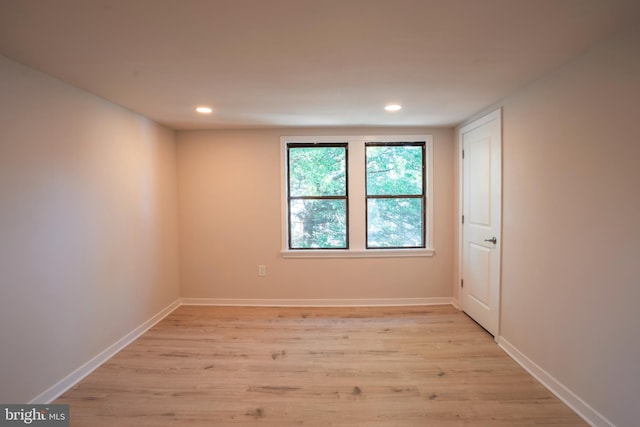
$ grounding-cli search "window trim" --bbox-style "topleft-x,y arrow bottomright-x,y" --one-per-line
281,135 -> 435,258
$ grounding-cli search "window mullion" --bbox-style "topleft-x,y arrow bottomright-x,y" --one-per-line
348,140 -> 366,251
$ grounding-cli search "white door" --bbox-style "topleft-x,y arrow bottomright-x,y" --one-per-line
460,109 -> 502,336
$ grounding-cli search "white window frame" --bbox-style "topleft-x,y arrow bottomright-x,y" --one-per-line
280,135 -> 435,258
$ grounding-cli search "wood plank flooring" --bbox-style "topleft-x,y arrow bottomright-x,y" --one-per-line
56,305 -> 586,426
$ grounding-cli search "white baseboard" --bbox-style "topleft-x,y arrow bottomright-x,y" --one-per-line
180,297 -> 453,307
497,337 -> 614,427
31,298 -> 181,404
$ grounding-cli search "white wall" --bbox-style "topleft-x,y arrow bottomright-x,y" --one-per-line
466,26 -> 640,426
0,55 -> 180,403
177,127 -> 454,302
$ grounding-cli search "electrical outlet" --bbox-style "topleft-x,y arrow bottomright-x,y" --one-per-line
258,265 -> 266,276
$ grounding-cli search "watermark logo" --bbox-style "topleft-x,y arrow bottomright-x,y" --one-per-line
0,405 -> 68,426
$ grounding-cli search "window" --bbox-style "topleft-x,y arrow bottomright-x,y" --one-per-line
281,135 -> 434,258
366,142 -> 425,249
287,143 -> 348,249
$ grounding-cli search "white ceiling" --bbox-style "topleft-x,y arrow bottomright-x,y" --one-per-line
1,0 -> 639,130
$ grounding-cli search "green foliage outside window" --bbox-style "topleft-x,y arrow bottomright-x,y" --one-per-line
366,145 -> 423,196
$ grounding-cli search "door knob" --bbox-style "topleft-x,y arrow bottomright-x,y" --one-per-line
484,237 -> 497,244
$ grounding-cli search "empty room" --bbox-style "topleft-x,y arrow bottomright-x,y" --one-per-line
1,1 -> 639,426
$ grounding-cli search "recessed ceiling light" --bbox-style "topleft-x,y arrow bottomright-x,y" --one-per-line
384,104 -> 402,112
196,106 -> 213,114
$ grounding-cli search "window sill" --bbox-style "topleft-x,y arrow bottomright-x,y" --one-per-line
281,248 -> 435,259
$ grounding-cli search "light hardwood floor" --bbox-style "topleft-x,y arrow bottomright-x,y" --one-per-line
56,305 -> 586,426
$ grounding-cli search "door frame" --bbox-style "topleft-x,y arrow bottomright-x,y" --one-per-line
457,108 -> 503,338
